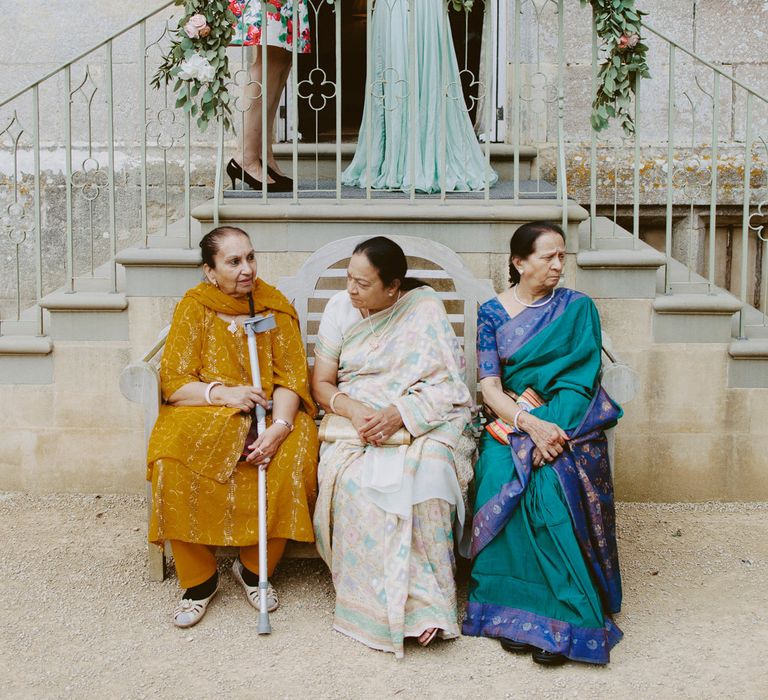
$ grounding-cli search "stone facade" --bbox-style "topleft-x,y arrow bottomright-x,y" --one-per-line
1,1 -> 767,500
2,248 -> 766,500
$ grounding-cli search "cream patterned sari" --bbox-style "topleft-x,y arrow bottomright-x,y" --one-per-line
313,287 -> 474,657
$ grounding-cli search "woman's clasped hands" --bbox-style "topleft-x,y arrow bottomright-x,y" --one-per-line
349,404 -> 404,447
517,411 -> 569,468
209,384 -> 290,468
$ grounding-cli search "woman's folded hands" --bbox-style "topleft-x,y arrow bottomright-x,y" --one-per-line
350,404 -> 405,446
517,412 -> 568,465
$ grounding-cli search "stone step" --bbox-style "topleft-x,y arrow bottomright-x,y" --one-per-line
223,177 -> 556,201
264,142 -> 537,182
191,198 -> 589,254
653,293 -> 743,343
0,335 -> 54,384
575,248 -> 666,299
116,248 -> 202,298
39,292 -> 129,341
728,339 -> 768,388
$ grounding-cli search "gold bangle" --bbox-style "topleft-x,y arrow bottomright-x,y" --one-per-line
329,390 -> 345,414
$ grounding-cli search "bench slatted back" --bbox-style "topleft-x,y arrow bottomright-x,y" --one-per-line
277,235 -> 496,400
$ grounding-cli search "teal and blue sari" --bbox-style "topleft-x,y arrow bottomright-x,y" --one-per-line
463,288 -> 623,665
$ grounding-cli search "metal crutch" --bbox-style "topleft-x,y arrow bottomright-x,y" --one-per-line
242,313 -> 277,634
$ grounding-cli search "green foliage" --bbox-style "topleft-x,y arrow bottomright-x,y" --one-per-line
151,0 -> 237,132
580,0 -> 651,135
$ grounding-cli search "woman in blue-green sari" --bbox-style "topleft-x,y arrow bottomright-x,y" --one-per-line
463,221 -> 623,666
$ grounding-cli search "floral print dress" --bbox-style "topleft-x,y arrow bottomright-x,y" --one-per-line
229,0 -> 311,53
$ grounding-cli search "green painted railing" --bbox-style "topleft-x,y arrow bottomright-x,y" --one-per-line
581,15 -> 768,336
0,0 -> 767,341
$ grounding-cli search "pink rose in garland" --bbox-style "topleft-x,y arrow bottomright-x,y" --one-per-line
184,14 -> 210,39
618,33 -> 640,50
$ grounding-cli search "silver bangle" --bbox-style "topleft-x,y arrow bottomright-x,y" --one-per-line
513,408 -> 527,432
273,418 -> 293,433
205,381 -> 223,405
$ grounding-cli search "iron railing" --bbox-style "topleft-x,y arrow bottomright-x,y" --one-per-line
1,0 -> 767,340
581,16 -> 768,336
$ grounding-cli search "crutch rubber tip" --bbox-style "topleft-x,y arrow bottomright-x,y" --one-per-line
258,613 -> 272,635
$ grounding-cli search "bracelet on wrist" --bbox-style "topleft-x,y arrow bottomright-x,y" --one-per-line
273,418 -> 294,433
329,390 -> 346,414
205,381 -> 223,405
513,408 -> 528,432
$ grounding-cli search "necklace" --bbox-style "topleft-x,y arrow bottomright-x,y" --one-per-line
365,292 -> 401,348
513,285 -> 555,308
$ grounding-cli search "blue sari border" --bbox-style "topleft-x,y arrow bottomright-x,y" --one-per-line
470,385 -> 623,614
463,602 -> 623,665
478,289 -> 586,379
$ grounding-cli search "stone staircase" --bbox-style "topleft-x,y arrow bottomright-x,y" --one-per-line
2,136 -> 767,501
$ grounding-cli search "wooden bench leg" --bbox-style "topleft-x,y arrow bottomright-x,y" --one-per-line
147,541 -> 166,582
145,481 -> 166,581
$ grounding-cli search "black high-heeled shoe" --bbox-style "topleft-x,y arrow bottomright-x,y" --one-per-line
266,165 -> 293,190
226,159 -> 291,193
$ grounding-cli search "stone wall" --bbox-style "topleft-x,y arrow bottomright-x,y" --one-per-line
509,1 -> 768,201
2,249 -> 767,500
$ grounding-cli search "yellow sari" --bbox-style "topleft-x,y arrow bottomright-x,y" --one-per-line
147,281 -> 318,547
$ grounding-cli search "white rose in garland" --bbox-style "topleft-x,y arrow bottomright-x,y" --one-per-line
177,53 -> 216,83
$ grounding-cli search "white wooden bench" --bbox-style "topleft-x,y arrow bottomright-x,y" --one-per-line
121,234 -> 638,580
120,235 -> 497,580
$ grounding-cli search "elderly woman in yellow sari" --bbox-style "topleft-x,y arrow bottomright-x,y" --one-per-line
311,236 -> 474,657
147,225 -> 318,628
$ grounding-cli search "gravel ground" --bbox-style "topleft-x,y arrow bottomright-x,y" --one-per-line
1,493 -> 766,699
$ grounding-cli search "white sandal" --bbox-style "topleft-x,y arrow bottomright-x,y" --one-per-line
172,582 -> 220,628
232,559 -> 279,613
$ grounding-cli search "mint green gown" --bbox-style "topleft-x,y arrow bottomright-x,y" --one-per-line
342,0 -> 498,193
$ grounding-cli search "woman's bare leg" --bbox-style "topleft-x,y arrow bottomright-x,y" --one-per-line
241,45 -> 292,182
265,59 -> 294,177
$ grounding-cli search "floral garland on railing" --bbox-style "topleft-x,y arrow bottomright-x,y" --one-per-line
581,0 -> 650,135
153,0 -> 647,135
152,0 -> 236,131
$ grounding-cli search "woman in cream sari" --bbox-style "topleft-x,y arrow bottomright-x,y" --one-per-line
311,236 -> 473,657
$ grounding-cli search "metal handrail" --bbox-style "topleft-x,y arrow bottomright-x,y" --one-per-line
2,1 -> 767,341
642,22 -> 768,105
585,14 -> 768,336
